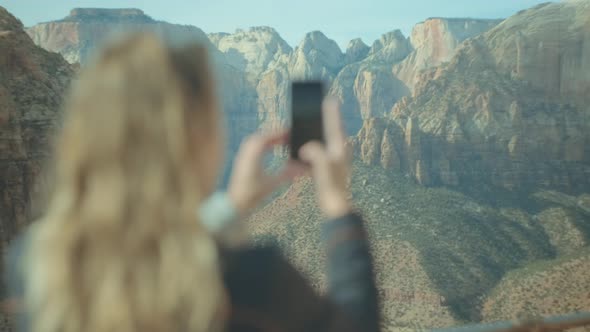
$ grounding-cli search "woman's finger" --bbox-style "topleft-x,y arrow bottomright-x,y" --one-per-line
240,129 -> 289,160
299,141 -> 328,168
261,129 -> 289,149
322,98 -> 346,156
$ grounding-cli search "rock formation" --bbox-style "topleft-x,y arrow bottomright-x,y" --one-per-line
344,38 -> 369,64
356,0 -> 590,192
288,30 -> 344,81
212,26 -> 292,82
26,8 -> 214,64
329,30 -> 413,134
366,30 -> 413,64
0,3 -> 73,302
26,8 -> 270,183
393,17 -> 502,93
254,31 -> 347,130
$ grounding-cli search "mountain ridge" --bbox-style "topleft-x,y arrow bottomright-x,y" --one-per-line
4,3 -> 590,331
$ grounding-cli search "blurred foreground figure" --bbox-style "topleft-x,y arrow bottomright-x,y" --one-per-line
4,33 -> 378,332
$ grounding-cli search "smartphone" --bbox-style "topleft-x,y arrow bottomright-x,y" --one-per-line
289,81 -> 325,160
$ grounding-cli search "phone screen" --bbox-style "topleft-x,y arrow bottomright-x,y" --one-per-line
290,81 -> 325,160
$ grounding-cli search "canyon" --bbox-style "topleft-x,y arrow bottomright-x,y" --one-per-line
1,1 -> 589,331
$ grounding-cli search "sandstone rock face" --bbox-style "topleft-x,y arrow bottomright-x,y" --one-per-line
344,38 -> 369,64
213,26 -> 292,81
288,31 -> 344,81
393,18 -> 501,92
0,4 -> 73,295
366,30 -> 413,63
488,1 -> 590,109
207,32 -> 229,47
27,8 -> 267,184
255,31 -> 348,131
26,8 -> 215,64
330,30 -> 413,131
256,65 -> 290,131
354,64 -> 409,120
357,1 -> 590,191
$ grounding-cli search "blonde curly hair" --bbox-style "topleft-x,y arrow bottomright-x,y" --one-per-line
23,33 -> 227,332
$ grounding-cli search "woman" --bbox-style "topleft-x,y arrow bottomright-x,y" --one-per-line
5,33 -> 378,332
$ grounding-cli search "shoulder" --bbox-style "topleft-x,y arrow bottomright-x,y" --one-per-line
221,245 -> 334,331
221,245 -> 284,305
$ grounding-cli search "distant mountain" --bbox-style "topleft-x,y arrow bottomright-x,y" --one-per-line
394,18 -> 502,93
25,10 -> 504,169
26,8 -> 214,64
208,26 -> 292,82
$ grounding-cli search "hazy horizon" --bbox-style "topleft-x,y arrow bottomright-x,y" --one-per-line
2,0 -> 553,49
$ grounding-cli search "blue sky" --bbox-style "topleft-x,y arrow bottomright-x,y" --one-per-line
2,0 -> 552,49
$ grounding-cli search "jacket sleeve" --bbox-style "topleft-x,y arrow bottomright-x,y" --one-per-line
222,245 -> 365,332
321,213 -> 380,332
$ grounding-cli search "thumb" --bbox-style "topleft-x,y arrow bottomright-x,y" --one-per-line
299,141 -> 327,166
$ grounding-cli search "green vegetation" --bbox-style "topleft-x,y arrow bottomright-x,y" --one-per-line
249,161 -> 590,325
349,163 -> 556,321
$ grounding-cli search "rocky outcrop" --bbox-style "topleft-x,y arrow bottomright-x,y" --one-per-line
488,1 -> 590,109
207,32 -> 229,47
213,26 -> 292,81
254,31 -> 347,131
357,1 -> 590,191
354,66 -> 409,119
27,9 -> 271,184
288,31 -> 344,81
330,30 -> 413,131
26,8 -> 216,64
366,30 -> 413,63
393,18 -> 501,93
0,4 -> 73,297
344,38 -> 369,64
256,65 -> 290,131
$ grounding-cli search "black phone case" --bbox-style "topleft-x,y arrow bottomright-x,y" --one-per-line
290,81 -> 325,159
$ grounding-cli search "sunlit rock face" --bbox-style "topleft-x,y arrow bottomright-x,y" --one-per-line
393,17 -> 502,93
344,38 -> 370,64
27,8 -> 266,184
356,1 -> 590,192
26,2 -> 590,193
26,8 -> 216,64
212,26 -> 292,82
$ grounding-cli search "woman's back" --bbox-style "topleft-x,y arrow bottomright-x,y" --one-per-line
15,34 -> 226,332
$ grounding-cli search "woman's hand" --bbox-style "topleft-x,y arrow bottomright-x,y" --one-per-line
299,99 -> 353,218
228,130 -> 304,216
